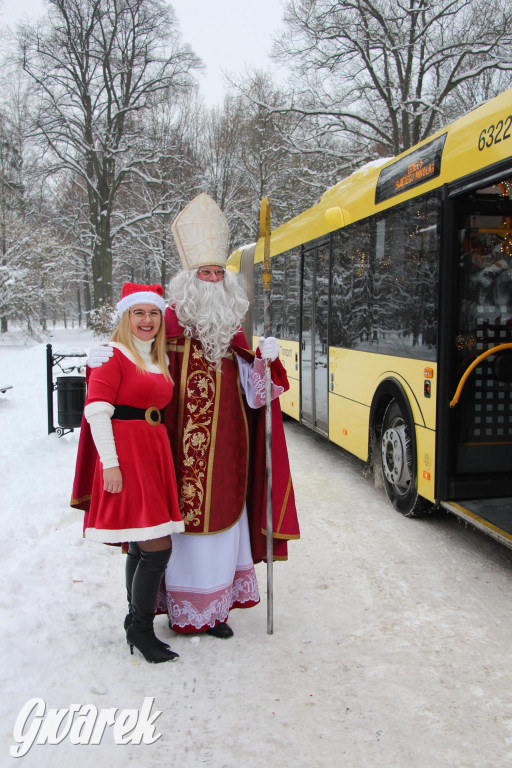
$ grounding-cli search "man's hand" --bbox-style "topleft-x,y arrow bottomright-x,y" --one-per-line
87,345 -> 114,368
258,336 -> 279,363
103,466 -> 123,493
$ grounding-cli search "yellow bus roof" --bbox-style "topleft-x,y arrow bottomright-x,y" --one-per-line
228,88 -> 512,265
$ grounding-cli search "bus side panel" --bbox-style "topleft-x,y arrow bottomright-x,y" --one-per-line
415,425 -> 436,502
328,392 -> 370,460
281,376 -> 300,420
277,339 -> 300,420
329,347 -> 438,498
251,336 -> 300,421
329,348 -> 438,429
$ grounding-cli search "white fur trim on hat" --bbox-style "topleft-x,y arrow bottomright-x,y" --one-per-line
117,290 -> 166,316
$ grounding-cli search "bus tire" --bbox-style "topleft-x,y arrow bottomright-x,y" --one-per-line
380,397 -> 425,517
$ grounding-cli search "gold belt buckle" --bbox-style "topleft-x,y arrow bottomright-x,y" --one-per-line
145,406 -> 161,425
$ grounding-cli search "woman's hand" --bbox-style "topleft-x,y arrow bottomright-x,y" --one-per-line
103,466 -> 123,493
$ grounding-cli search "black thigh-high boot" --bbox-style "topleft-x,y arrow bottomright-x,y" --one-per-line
124,544 -> 170,650
126,546 -> 178,663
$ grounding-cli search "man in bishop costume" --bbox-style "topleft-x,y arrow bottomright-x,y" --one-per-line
159,193 -> 299,638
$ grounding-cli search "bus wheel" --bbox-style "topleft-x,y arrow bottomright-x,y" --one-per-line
380,398 -> 423,517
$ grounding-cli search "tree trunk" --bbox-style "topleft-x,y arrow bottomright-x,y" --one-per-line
91,216 -> 113,308
76,286 -> 82,327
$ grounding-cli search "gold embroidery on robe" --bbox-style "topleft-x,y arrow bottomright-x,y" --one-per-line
179,345 -> 216,527
166,336 -> 250,534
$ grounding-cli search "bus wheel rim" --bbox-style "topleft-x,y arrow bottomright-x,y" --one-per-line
381,423 -> 411,493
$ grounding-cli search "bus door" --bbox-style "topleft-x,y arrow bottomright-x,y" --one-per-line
440,180 -> 512,502
300,241 -> 329,434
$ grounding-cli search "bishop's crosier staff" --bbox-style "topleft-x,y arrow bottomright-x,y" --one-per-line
260,196 -> 273,635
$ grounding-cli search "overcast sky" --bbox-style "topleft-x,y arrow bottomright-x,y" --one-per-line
0,0 -> 288,106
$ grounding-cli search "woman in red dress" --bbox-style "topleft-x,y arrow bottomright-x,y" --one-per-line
82,282 -> 184,663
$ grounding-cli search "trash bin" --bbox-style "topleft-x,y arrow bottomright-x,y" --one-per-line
57,376 -> 86,429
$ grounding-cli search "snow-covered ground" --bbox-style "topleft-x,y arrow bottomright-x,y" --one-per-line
2,326 -> 512,767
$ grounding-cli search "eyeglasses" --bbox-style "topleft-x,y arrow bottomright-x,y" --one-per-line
197,268 -> 225,279
130,309 -> 161,319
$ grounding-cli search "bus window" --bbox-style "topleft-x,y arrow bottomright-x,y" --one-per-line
283,249 -> 300,341
271,254 -> 285,338
330,224 -> 371,350
371,193 -> 440,360
330,193 -> 440,358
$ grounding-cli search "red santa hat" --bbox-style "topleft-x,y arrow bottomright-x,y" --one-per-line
116,282 -> 166,316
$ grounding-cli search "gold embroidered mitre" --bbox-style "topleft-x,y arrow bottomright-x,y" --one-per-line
171,193 -> 229,270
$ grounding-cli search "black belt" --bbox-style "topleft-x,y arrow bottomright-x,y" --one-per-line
113,404 -> 165,425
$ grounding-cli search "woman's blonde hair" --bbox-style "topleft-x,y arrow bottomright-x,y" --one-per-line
111,309 -> 171,380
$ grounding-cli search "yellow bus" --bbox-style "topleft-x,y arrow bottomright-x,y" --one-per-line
228,88 -> 512,545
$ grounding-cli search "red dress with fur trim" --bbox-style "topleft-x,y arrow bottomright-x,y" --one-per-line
84,346 -> 183,543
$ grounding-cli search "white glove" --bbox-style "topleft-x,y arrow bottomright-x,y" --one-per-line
87,345 -> 114,368
258,336 -> 279,362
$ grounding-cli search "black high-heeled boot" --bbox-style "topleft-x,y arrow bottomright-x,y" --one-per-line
125,543 -> 170,650
126,546 -> 179,664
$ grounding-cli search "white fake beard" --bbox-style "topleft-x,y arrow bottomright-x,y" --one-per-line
168,270 -> 249,368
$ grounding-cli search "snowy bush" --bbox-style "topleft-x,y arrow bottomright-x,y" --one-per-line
87,305 -> 118,337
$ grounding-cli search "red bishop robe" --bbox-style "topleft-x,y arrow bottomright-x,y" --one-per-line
165,307 -> 299,562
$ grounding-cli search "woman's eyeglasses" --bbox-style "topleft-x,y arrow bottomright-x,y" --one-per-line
130,310 -> 161,319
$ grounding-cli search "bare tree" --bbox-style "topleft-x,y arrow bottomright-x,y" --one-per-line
113,95 -> 205,289
200,96 -> 250,244
216,73 -> 343,245
0,61 -> 42,332
273,0 -> 512,158
19,0 -> 201,308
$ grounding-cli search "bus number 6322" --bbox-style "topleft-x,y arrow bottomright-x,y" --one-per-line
478,115 -> 512,150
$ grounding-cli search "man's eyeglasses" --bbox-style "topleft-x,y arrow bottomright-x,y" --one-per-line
197,268 -> 225,279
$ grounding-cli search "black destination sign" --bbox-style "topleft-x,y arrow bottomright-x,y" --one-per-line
375,133 -> 447,204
